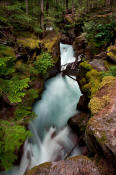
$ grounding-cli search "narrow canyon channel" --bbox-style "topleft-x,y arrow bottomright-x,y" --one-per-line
1,43 -> 82,175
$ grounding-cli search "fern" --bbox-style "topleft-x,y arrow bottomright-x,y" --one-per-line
15,105 -> 35,120
102,66 -> 116,77
2,77 -> 30,103
0,120 -> 30,170
34,52 -> 53,77
0,57 -> 15,76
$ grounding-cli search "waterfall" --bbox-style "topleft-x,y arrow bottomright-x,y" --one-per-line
0,43 -> 81,175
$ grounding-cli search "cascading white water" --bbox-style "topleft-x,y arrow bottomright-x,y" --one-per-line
0,43 -> 82,175
60,44 -> 76,70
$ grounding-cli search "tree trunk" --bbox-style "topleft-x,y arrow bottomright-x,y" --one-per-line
72,0 -> 74,15
25,0 -> 28,15
65,0 -> 68,13
46,0 -> 49,14
86,0 -> 89,12
40,0 -> 44,29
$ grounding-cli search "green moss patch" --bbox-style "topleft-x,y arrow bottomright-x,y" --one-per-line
17,38 -> 41,50
79,61 -> 102,98
107,45 -> 116,60
0,45 -> 15,58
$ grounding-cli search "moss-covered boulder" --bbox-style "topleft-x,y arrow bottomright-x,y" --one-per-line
0,45 -> 15,58
42,33 -> 60,63
77,61 -> 102,98
86,76 -> 116,167
107,45 -> 116,63
17,38 -> 41,50
27,162 -> 52,175
27,156 -> 101,175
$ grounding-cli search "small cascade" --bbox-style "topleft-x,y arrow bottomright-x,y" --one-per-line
60,43 -> 76,71
0,43 -> 81,175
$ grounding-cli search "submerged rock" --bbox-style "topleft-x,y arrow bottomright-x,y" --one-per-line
27,155 -> 101,175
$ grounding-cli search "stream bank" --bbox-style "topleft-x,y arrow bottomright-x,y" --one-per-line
0,28 -> 61,171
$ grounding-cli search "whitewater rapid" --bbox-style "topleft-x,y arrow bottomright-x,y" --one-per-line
0,43 -> 81,175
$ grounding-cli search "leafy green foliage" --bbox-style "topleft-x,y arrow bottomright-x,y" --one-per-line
83,20 -> 116,48
0,57 -> 15,75
34,52 -> 53,77
15,105 -> 35,120
27,88 -> 38,100
2,77 -> 30,103
0,16 -> 9,25
102,66 -> 116,77
0,120 -> 30,170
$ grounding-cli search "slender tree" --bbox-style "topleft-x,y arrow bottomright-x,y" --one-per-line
72,0 -> 74,15
46,0 -> 49,14
65,0 -> 68,13
40,0 -> 44,29
25,0 -> 28,15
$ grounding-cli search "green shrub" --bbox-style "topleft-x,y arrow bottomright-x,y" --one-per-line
102,66 -> 116,77
0,57 -> 15,76
83,20 -> 116,48
2,77 -> 30,103
34,52 -> 53,77
15,105 -> 35,121
0,120 -> 30,170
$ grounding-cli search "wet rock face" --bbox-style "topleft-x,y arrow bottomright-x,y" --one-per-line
73,34 -> 90,59
107,45 -> 116,63
68,112 -> 89,136
86,78 -> 116,167
77,95 -> 89,112
27,156 -> 101,175
89,59 -> 107,72
47,38 -> 61,79
68,112 -> 89,156
93,155 -> 115,175
60,34 -> 71,45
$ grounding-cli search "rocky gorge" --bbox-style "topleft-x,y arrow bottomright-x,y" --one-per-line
0,3 -> 116,175
27,11 -> 116,175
